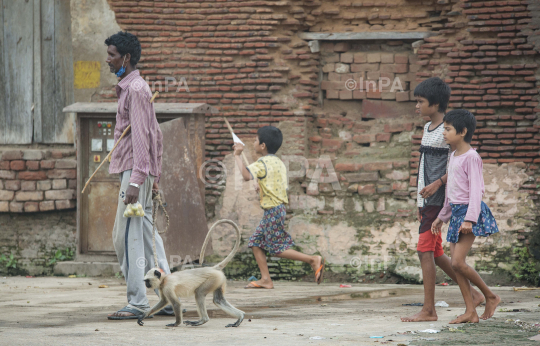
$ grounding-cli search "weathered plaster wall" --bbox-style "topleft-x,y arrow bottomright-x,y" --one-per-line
211,155 -> 534,282
70,0 -> 122,102
0,211 -> 76,276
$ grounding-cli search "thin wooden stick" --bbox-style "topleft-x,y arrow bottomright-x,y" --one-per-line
81,91 -> 160,194
150,91 -> 159,103
513,287 -> 540,291
82,125 -> 131,194
223,117 -> 249,166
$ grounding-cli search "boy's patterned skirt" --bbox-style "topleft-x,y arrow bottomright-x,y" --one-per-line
248,204 -> 295,255
447,202 -> 499,243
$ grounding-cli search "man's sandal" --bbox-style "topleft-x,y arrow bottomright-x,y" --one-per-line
108,305 -> 152,320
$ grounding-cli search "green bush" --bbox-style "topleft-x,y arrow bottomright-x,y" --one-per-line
47,248 -> 74,266
0,253 -> 18,273
513,247 -> 540,286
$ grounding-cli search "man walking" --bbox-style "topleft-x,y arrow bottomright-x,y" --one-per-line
104,31 -> 173,320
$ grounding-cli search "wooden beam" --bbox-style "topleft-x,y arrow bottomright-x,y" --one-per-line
298,32 -> 435,41
33,0 -> 42,142
3,0 -> 34,144
0,0 -> 5,143
63,102 -> 219,114
53,0 -> 74,143
41,0 -> 55,143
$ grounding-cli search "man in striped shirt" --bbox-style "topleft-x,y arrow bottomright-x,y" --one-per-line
104,32 -> 173,320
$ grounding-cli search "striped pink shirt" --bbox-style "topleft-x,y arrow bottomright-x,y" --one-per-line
108,70 -> 163,185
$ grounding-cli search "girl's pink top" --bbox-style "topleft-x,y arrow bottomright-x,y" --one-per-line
438,148 -> 485,223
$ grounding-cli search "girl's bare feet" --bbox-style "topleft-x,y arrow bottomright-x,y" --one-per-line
480,294 -> 501,320
449,310 -> 479,324
472,290 -> 485,307
401,309 -> 438,322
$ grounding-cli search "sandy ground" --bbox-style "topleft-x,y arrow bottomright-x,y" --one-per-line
0,276 -> 539,345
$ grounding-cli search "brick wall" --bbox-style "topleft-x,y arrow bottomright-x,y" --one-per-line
415,0 -> 538,162
100,0 -> 453,215
0,150 -> 77,213
96,0 -> 540,281
311,41 -> 420,220
410,0 -> 540,252
320,42 -> 416,101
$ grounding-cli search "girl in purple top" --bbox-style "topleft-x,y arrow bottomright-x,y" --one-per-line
432,109 -> 500,325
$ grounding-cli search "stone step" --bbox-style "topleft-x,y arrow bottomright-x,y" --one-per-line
54,261 -> 121,277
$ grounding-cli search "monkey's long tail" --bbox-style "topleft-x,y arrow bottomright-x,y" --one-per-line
199,219 -> 241,270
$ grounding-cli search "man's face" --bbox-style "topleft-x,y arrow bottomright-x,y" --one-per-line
106,45 -> 124,73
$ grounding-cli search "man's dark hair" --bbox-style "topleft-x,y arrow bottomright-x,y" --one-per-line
104,31 -> 141,67
414,77 -> 452,113
257,126 -> 283,154
443,109 -> 476,143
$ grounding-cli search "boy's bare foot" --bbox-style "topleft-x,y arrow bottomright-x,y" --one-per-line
472,290 -> 485,307
244,278 -> 274,289
480,294 -> 501,320
449,311 -> 479,324
401,309 -> 438,322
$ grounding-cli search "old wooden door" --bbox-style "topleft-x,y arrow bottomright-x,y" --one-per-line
0,0 -> 74,144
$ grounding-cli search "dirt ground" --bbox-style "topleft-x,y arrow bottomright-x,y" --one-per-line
0,276 -> 539,345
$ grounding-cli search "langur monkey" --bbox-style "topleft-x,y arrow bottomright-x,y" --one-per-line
137,220 -> 244,328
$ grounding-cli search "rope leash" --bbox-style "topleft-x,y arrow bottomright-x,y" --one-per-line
151,190 -> 169,268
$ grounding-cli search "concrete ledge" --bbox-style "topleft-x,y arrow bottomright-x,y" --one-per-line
298,31 -> 435,40
54,261 -> 121,277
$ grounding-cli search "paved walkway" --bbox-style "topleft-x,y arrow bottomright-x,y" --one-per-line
0,276 -> 539,345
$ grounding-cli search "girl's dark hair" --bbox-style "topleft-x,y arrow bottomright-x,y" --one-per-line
414,77 -> 452,113
104,31 -> 141,67
443,109 -> 477,143
257,126 -> 283,154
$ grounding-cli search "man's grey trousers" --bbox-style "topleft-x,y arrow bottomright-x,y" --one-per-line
112,170 -> 172,312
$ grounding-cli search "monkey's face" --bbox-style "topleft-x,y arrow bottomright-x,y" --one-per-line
143,268 -> 164,289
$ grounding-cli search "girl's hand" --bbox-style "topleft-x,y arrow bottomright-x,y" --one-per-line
252,180 -> 260,193
459,221 -> 473,234
233,143 -> 244,156
431,218 -> 443,235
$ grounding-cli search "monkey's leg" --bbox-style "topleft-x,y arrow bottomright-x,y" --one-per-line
213,287 -> 245,328
166,297 -> 183,327
184,283 -> 212,326
137,298 -> 168,326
